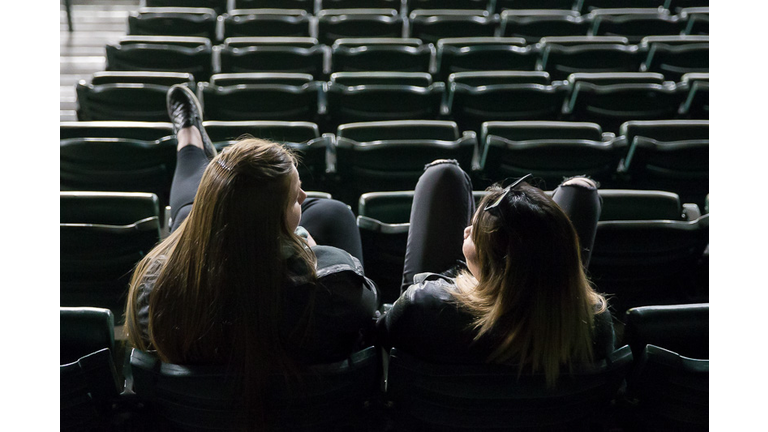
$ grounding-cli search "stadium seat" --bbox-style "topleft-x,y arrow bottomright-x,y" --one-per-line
667,0 -> 709,13
679,72 -> 708,119
434,37 -> 535,82
623,344 -> 709,431
409,9 -> 498,45
588,8 -> 683,44
499,10 -> 589,44
408,0 -> 491,11
128,7 -> 218,41
623,303 -> 709,360
61,191 -> 161,227
61,307 -> 116,366
317,9 -> 405,46
145,0 -> 227,14
577,0 -> 667,13
203,120 -> 331,190
386,345 -> 634,432
446,71 -> 569,133
320,0 -> 404,11
199,73 -> 323,122
639,35 -> 709,82
129,346 -> 380,431
325,72 -> 445,131
105,36 -> 214,81
478,120 -> 626,190
232,0 -> 316,13
61,348 -> 122,432
60,120 -> 174,141
218,37 -> 328,79
537,36 -> 642,81
221,9 -> 312,39
495,0 -> 576,12
331,38 -> 433,73
76,71 -> 194,122
680,7 -> 708,35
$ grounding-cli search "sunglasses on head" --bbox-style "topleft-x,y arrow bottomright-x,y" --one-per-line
484,173 -> 533,215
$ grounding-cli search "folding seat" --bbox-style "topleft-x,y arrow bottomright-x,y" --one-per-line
577,0 -> 667,12
408,9 -> 498,45
679,72 -> 708,119
589,190 -> 709,314
218,37 -> 328,79
563,72 -> 686,133
624,345 -> 709,431
499,10 -> 590,45
145,0 -> 227,15
129,346 -> 379,431
316,9 -> 405,46
199,73 -> 323,123
667,0 -> 709,13
128,7 -> 218,41
619,119 -> 709,208
232,0 -> 316,13
639,35 -> 708,82
446,71 -> 570,133
434,37 -> 536,82
494,0 -> 576,12
320,0 -> 404,11
75,71 -> 195,122
331,38 -> 433,73
623,303 -> 709,360
61,307 -> 122,432
105,36 -> 214,82
478,120 -> 626,190
386,345 -> 634,432
325,71 -> 445,131
588,9 -> 683,44
680,7 -> 708,35
221,9 -> 312,39
408,0 -> 491,11
537,36 -> 642,81
202,120 -> 331,190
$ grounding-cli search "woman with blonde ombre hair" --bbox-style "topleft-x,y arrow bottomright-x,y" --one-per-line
124,85 -> 377,427
378,161 -> 613,387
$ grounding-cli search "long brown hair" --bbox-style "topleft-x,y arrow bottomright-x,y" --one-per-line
453,182 -> 606,387
124,138 -> 316,426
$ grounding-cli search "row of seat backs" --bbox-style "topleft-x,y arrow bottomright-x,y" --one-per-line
106,33 -> 708,84
127,6 -> 709,46
75,70 -> 708,133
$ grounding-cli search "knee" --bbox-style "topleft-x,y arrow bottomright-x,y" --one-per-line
560,176 -> 598,190
422,159 -> 468,186
317,198 -> 354,219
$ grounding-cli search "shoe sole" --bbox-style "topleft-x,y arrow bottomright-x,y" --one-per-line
167,84 -> 215,157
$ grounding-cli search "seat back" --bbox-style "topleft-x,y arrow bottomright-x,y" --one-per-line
626,344 -> 709,431
589,8 -> 682,44
598,189 -> 685,221
61,348 -> 122,432
61,191 -> 161,226
146,0 -> 227,14
105,36 -> 213,81
435,37 -> 535,82
499,10 -> 589,44
539,39 -> 642,81
681,7 -> 708,35
222,8 -> 312,38
219,37 -> 327,78
640,36 -> 709,81
60,120 -> 174,141
129,346 -> 380,431
234,0 -> 315,13
408,0 -> 491,10
495,0 -> 575,12
409,9 -> 498,45
624,304 -> 709,360
60,307 -> 116,365
317,9 -> 405,46
128,7 -> 218,40
331,38 -> 433,73
387,345 -> 634,431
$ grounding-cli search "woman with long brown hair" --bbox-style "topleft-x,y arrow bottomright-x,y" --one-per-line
124,85 -> 377,426
378,161 -> 613,387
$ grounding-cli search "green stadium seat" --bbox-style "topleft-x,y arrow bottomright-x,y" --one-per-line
331,38 -> 433,73
435,37 -> 535,82
218,37 -> 328,79
640,35 -> 709,82
495,0 -> 576,12
588,8 -> 683,44
409,9 -> 498,45
128,7 -> 218,41
105,36 -> 214,81
624,304 -> 709,360
499,10 -> 589,44
680,6 -> 708,35
145,0 -> 226,14
537,36 -> 642,81
222,9 -> 312,39
317,9 -> 405,46
233,0 -> 316,13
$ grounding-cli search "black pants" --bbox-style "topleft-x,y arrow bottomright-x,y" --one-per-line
169,146 -> 364,263
401,160 -> 601,290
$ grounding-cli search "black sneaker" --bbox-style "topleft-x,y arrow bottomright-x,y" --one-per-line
166,84 -> 217,160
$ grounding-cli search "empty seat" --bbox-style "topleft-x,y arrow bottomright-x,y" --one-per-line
128,7 -> 218,41
478,120 -> 626,189
105,36 -> 214,81
60,120 -> 174,141
61,191 -> 162,226
563,72 -> 686,132
129,346 -> 379,431
499,10 -> 590,44
200,73 -> 322,122
435,37 -> 535,82
75,71 -> 194,122
221,9 -> 312,39
640,35 -> 709,82
679,72 -> 708,120
232,0 -> 315,13
624,303 -> 709,360
588,8 -> 682,44
386,345 -> 634,431
317,9 -> 405,46
408,0 -> 491,10
203,120 -> 330,190
60,307 -> 116,366
325,72 -> 445,131
537,36 -> 642,81
619,119 -> 709,207
495,0 -> 576,12
409,9 -> 498,45
577,0 -> 667,12
680,7 -> 708,35
145,0 -> 227,14
331,38 -> 433,73
61,348 -> 122,432
320,0 -> 404,10
218,37 -> 328,79
667,0 -> 709,13
447,71 -> 569,132
624,344 -> 709,431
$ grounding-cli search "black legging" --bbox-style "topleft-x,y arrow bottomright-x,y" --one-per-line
401,160 -> 601,291
168,145 -> 364,263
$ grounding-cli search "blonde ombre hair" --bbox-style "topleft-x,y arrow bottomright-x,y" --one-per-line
452,182 -> 606,387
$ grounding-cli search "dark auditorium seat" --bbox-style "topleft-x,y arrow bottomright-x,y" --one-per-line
409,9 -> 498,45
639,35 -> 709,82
145,0 -> 227,15
60,307 -> 116,366
499,10 -> 590,44
221,8 -> 312,39
408,0 -> 491,11
577,0 -> 667,13
679,72 -> 709,120
537,36 -> 642,81
320,0 -> 404,10
317,9 -> 405,46
232,0 -> 316,13
105,36 -> 213,82
386,345 -> 634,432
199,72 -> 322,122
495,0 -> 576,12
587,8 -> 683,44
61,348 -> 122,432
331,38 -> 434,73
680,6 -> 709,35
623,303 -> 709,360
218,37 -> 328,79
128,7 -> 218,41
434,37 -> 535,82
129,346 -> 380,432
